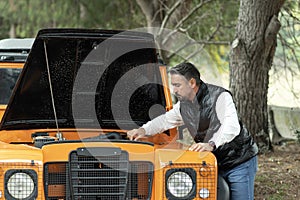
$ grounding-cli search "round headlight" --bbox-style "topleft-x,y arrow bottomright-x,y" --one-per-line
7,172 -> 34,199
167,171 -> 193,197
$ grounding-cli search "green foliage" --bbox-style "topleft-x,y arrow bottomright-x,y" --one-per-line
0,0 -> 145,39
0,0 -> 296,82
206,45 -> 230,73
186,0 -> 239,42
275,0 -> 300,69
78,0 -> 145,29
0,0 -> 79,38
168,0 -> 239,71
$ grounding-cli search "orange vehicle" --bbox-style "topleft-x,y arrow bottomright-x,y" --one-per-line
0,29 -> 224,200
0,38 -> 33,120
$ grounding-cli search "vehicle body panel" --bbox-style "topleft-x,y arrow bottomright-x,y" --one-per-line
0,38 -> 33,121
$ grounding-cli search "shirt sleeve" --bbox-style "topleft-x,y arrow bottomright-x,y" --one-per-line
142,102 -> 184,136
210,92 -> 240,148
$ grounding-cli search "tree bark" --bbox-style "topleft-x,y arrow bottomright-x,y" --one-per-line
229,0 -> 285,153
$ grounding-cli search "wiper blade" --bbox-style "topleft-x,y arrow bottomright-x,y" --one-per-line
4,119 -> 68,126
73,119 -> 146,125
101,119 -> 145,125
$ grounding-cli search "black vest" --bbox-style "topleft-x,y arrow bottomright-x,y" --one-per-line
180,81 -> 258,170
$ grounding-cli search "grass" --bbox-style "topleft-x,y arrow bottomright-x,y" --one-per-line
255,173 -> 290,199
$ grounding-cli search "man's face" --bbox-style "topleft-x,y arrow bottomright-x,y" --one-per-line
170,74 -> 195,101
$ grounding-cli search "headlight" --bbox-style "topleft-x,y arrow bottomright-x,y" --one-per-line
5,170 -> 37,200
165,168 -> 196,199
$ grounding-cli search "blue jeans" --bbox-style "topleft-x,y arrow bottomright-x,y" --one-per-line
219,156 -> 258,200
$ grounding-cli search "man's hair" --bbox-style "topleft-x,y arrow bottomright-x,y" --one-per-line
169,62 -> 201,85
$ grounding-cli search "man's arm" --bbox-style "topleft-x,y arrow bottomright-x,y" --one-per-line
189,92 -> 240,152
127,102 -> 183,140
209,92 -> 240,148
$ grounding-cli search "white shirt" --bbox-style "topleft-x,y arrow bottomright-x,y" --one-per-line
142,92 -> 240,148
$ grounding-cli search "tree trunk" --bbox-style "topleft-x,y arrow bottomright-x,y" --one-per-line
9,0 -> 16,38
9,23 -> 16,38
229,0 -> 285,153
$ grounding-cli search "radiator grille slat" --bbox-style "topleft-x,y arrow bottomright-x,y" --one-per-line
72,184 -> 127,187
71,176 -> 126,179
70,168 -> 129,172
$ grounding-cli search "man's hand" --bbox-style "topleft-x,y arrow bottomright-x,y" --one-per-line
189,142 -> 214,152
127,128 -> 146,141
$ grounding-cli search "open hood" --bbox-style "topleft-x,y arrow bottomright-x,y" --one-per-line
0,29 -> 166,130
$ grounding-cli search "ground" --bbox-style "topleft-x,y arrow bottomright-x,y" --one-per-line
254,141 -> 300,200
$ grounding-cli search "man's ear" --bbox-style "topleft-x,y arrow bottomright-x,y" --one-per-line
189,78 -> 197,88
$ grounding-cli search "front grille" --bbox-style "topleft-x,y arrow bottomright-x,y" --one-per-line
127,161 -> 153,199
44,148 -> 153,200
69,147 -> 129,200
44,163 -> 68,200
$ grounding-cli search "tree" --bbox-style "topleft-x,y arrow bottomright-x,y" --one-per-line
136,0 -> 299,153
136,0 -> 238,64
229,0 -> 285,153
78,0 -> 145,29
0,0 -> 145,39
0,0 -> 80,38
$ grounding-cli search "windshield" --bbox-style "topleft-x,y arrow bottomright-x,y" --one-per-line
0,68 -> 22,104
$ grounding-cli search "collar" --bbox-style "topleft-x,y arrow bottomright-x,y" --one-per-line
193,80 -> 208,104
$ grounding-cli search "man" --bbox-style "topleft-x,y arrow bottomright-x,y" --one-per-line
127,62 -> 258,200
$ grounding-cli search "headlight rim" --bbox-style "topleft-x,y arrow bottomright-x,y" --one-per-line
165,168 -> 196,200
4,169 -> 38,200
